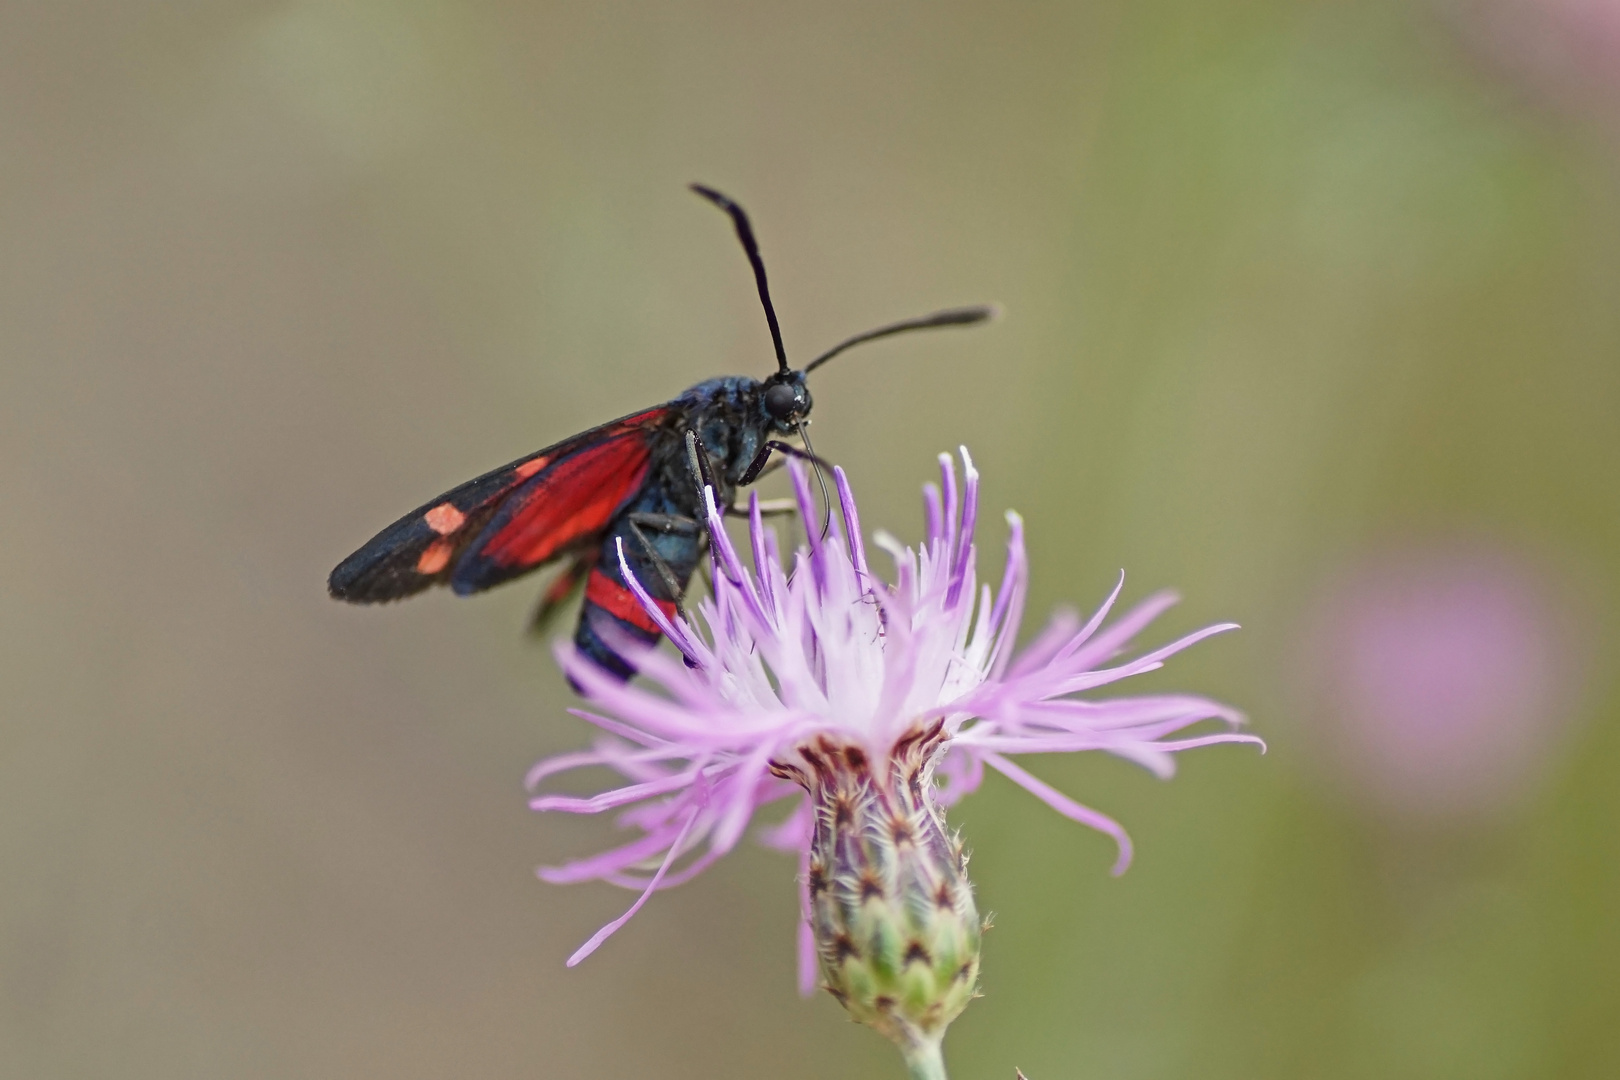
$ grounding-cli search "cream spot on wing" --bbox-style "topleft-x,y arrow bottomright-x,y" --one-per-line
416,538 -> 454,575
424,503 -> 466,535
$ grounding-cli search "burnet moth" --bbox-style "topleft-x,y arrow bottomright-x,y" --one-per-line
328,185 -> 995,679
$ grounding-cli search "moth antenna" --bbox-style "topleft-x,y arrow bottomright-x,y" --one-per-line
803,304 -> 999,374
690,184 -> 789,374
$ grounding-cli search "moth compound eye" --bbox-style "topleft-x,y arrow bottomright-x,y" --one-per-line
764,382 -> 800,420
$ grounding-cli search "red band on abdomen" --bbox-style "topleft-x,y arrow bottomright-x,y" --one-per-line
585,568 -> 677,636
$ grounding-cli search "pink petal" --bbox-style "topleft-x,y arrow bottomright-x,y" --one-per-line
1058,588 -> 1178,670
564,805 -> 704,966
983,752 -> 1134,875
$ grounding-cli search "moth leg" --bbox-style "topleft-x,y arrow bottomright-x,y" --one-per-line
625,512 -> 703,618
745,454 -> 787,482
738,440 -> 832,486
721,452 -> 794,515
726,497 -> 797,518
626,512 -> 703,537
694,533 -> 714,596
526,550 -> 594,634
683,430 -> 721,496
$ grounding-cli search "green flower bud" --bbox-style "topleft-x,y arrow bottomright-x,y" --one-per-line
774,723 -> 981,1076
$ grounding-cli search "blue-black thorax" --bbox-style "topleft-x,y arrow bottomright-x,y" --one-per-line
576,371 -> 803,679
673,375 -> 768,486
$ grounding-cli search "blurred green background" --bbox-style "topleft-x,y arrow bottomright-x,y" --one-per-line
3,1 -> 1617,1077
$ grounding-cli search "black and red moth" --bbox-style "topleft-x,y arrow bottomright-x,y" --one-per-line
328,185 -> 994,679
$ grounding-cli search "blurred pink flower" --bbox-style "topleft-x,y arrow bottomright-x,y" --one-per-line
528,450 -> 1259,976
1443,0 -> 1620,132
1301,542 -> 1582,820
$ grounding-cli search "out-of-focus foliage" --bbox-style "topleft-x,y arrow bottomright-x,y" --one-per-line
2,2 -> 1615,1078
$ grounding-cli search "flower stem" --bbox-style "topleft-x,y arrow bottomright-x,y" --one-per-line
903,1040 -> 948,1080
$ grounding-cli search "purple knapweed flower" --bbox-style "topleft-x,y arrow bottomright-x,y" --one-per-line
1298,541 -> 1584,821
1445,0 -> 1620,138
529,450 -> 1258,1073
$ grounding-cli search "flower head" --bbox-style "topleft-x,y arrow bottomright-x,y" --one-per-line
529,450 -> 1258,1061
1298,541 -> 1583,821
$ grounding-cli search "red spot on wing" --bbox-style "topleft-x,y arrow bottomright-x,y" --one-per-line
479,433 -> 655,570
416,538 -> 454,574
423,503 -> 466,535
513,455 -> 551,480
585,568 -> 676,636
